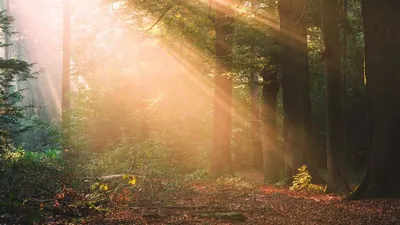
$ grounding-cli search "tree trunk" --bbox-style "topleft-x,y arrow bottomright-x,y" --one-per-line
62,0 -> 71,116
321,0 -> 350,193
250,1 -> 263,172
341,0 -> 348,164
278,0 -> 309,177
4,0 -> 9,60
260,61 -> 281,183
251,71 -> 263,171
4,0 -> 9,96
349,0 -> 400,198
303,79 -> 326,184
211,1 -> 234,174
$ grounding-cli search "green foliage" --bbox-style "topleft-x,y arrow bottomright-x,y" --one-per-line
215,176 -> 255,189
13,118 -> 62,151
0,0 -> 371,223
0,10 -> 37,147
290,165 -> 325,193
290,165 -> 312,191
0,145 -> 64,221
184,168 -> 208,182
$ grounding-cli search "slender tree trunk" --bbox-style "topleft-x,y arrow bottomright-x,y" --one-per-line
250,1 -> 263,171
62,0 -> 71,118
303,71 -> 326,184
211,1 -> 234,174
251,71 -> 263,170
278,0 -> 309,177
4,0 -> 9,60
348,0 -> 400,199
258,1 -> 282,183
4,0 -> 9,96
260,58 -> 281,182
341,0 -> 348,152
321,0 -> 350,194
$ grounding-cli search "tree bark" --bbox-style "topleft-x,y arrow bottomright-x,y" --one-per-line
62,0 -> 71,118
320,0 -> 350,193
251,71 -> 263,171
260,61 -> 281,182
211,1 -> 234,174
278,0 -> 309,177
250,1 -> 263,172
349,0 -> 400,198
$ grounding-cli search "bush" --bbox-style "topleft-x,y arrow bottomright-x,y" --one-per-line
0,144 -> 64,223
290,165 -> 325,193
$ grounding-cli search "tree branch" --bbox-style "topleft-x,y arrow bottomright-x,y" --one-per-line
142,5 -> 174,31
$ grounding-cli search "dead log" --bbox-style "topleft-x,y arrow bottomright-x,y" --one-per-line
198,212 -> 247,222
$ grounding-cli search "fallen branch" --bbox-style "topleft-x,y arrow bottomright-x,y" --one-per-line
165,205 -> 225,210
128,202 -> 225,211
142,213 -> 162,219
84,174 -> 146,182
198,212 -> 247,222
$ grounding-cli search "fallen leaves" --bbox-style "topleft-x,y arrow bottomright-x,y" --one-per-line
72,180 -> 400,225
5,178 -> 400,224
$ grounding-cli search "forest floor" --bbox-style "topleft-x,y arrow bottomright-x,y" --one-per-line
3,174 -> 400,225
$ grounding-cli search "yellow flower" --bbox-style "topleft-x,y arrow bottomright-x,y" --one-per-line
99,184 -> 109,191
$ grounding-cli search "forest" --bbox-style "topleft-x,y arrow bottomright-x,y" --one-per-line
0,0 -> 399,224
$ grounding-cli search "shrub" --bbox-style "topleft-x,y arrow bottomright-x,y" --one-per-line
0,145 -> 64,223
290,164 -> 325,193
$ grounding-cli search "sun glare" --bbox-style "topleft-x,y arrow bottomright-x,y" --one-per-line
9,0 -> 274,146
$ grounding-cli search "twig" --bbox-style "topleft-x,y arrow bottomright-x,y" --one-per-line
142,5 -> 174,31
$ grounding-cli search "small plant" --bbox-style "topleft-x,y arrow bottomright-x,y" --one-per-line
184,169 -> 208,182
290,165 -> 312,191
290,165 -> 325,193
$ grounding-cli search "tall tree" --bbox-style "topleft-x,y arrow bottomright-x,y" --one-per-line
62,0 -> 71,118
211,0 -> 234,173
341,0 -> 348,146
278,0 -> 310,177
250,0 -> 263,171
0,10 -> 34,141
3,0 -> 9,97
320,0 -> 350,193
260,42 -> 281,182
348,0 -> 400,199
250,66 -> 263,171
4,0 -> 9,61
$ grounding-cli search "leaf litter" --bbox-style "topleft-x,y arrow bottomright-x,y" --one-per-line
21,177 -> 400,225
